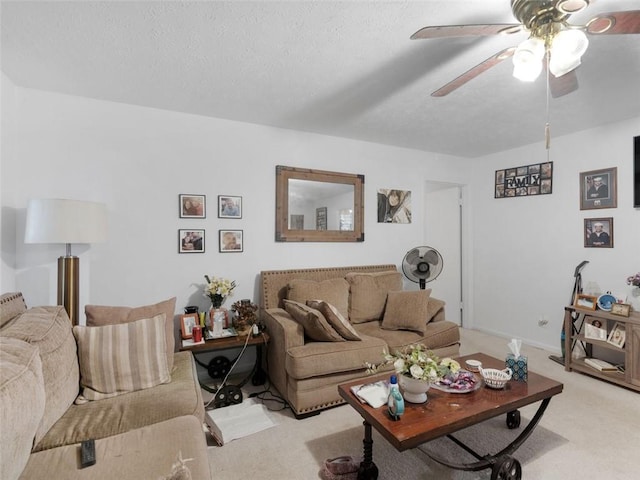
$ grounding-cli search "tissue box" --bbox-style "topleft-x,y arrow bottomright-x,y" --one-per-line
506,354 -> 528,382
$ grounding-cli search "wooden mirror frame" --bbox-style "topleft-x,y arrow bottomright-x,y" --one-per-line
275,165 -> 364,242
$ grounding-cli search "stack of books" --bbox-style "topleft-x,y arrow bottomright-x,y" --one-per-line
584,358 -> 618,372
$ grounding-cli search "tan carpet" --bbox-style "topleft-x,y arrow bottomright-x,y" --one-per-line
205,328 -> 640,479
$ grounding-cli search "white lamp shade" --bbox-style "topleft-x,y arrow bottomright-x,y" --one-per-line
550,29 -> 589,77
512,37 -> 545,82
25,199 -> 107,244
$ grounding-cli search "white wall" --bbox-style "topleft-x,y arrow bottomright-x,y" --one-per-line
470,117 -> 640,351
1,85 -> 472,326
1,72 -> 18,292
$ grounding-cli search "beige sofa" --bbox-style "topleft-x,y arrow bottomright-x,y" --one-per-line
0,292 -> 211,480
260,265 -> 460,418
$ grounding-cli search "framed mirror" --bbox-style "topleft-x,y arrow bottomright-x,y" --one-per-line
275,165 -> 364,242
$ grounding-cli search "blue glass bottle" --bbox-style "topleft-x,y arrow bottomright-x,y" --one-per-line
387,375 -> 404,421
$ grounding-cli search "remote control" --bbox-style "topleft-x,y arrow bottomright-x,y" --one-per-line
80,439 -> 96,468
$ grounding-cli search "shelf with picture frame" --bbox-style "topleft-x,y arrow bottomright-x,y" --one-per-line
564,305 -> 640,392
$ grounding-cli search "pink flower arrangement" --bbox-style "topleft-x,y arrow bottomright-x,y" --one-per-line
627,272 -> 640,288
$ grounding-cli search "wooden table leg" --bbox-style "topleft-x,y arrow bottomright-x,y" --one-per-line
357,421 -> 379,480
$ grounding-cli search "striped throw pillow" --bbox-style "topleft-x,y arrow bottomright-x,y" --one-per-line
73,314 -> 170,401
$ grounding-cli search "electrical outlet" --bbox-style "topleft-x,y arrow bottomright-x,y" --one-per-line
538,315 -> 549,327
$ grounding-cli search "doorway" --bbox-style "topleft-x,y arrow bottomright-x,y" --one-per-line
424,182 -> 464,326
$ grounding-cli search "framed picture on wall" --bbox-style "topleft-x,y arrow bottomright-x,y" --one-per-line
179,229 -> 205,253
218,196 -> 242,219
584,217 -> 613,248
179,194 -> 206,218
579,167 -> 617,210
219,230 -> 243,252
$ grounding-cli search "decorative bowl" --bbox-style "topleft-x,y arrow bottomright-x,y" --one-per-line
465,359 -> 482,373
479,367 -> 512,389
597,293 -> 617,312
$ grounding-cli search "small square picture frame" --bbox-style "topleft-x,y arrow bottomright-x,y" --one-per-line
607,322 -> 626,348
179,194 -> 206,218
179,229 -> 205,253
219,229 -> 243,252
584,217 -> 613,248
584,317 -> 608,341
218,195 -> 242,219
611,303 -> 631,317
574,294 -> 597,311
180,313 -> 199,339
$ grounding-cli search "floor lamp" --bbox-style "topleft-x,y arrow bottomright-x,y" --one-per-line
25,199 -> 107,325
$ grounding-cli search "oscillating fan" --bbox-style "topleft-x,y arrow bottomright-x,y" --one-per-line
401,246 -> 444,290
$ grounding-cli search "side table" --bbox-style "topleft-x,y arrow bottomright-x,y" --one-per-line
180,332 -> 269,407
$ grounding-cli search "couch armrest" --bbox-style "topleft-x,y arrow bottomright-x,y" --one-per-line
262,308 -> 304,400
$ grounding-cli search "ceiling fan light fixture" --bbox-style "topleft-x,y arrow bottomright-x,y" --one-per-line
512,37 -> 545,81
549,29 -> 589,77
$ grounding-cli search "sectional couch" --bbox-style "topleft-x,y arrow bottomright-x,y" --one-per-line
260,264 -> 461,418
0,292 -> 211,480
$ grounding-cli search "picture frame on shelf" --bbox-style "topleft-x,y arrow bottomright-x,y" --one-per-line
180,313 -> 199,339
584,318 -> 608,341
179,229 -> 205,253
179,194 -> 206,218
611,303 -> 631,317
574,294 -> 597,311
580,167 -> 617,210
219,230 -> 243,252
607,322 -> 626,348
218,195 -> 242,219
584,217 -> 613,248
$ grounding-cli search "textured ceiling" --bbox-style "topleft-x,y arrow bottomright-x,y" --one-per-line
2,0 -> 639,158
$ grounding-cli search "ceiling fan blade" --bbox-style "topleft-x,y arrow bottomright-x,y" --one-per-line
586,10 -> 640,35
549,69 -> 579,98
431,47 -> 515,97
411,24 -> 522,40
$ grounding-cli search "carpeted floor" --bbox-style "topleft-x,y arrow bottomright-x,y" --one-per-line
205,328 -> 640,479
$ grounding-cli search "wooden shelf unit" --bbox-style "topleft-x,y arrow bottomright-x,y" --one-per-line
564,305 -> 640,392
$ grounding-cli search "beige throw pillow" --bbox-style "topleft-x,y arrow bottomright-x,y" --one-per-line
306,300 -> 361,341
85,297 -> 176,371
346,271 -> 403,323
287,279 -> 349,319
283,300 -> 345,342
73,314 -> 171,401
381,289 -> 432,334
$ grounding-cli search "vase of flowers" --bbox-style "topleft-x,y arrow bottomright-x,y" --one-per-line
231,299 -> 258,334
204,275 -> 236,329
627,272 -> 640,311
366,344 -> 461,403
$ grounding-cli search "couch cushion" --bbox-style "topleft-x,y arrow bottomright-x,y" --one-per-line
0,337 -> 45,480
0,292 -> 27,328
0,306 -> 79,445
35,351 -> 203,451
287,279 -> 349,319
306,300 -> 361,341
355,319 -> 460,352
283,300 -> 345,342
346,271 -> 403,323
285,333 -> 388,379
73,314 -> 170,402
20,415 -> 211,480
85,297 -> 176,371
381,289 -> 432,334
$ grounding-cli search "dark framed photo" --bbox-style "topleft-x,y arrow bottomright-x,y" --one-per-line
495,161 -> 552,198
180,313 -> 199,339
580,167 -> 617,210
218,195 -> 242,219
179,194 -> 206,218
179,229 -> 205,253
574,294 -> 597,310
219,230 -> 243,252
316,207 -> 327,230
584,217 -> 613,248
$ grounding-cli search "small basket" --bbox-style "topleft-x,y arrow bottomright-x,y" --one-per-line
480,367 -> 512,389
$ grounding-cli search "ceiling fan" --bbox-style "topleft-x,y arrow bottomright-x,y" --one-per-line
411,0 -> 640,97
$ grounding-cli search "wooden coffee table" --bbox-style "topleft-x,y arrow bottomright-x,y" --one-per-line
338,353 -> 563,480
